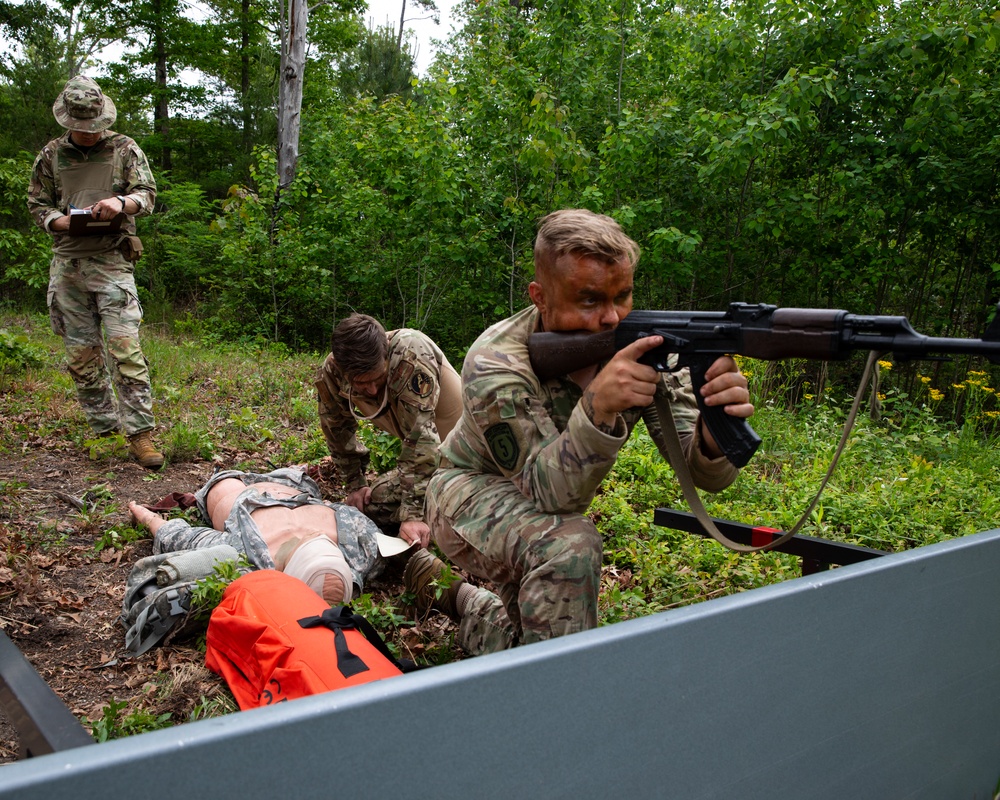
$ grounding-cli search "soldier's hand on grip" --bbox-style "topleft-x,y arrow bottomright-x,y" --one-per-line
585,335 -> 664,428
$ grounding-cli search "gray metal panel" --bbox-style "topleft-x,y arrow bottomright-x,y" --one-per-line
0,630 -> 94,757
2,528 -> 999,799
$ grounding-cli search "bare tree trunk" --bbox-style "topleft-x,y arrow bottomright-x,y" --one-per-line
153,0 -> 172,172
277,0 -> 307,192
397,0 -> 406,54
614,0 -> 627,208
240,0 -> 252,154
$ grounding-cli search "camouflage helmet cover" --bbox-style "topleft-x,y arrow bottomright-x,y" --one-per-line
52,76 -> 117,132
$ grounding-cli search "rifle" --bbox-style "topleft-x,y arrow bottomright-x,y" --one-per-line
528,302 -> 1000,468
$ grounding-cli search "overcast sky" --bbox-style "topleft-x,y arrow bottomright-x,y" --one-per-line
80,0 -> 460,78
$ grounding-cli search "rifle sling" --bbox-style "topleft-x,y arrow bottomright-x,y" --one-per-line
661,350 -> 880,554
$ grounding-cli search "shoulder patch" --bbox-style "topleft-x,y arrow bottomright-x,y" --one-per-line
485,423 -> 520,471
410,370 -> 434,398
388,360 -> 415,394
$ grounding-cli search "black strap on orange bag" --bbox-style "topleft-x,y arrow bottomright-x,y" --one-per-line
299,605 -> 418,678
206,570 -> 418,710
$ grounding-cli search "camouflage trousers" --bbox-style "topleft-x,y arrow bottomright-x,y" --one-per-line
426,468 -> 602,656
363,468 -> 404,529
46,252 -> 154,436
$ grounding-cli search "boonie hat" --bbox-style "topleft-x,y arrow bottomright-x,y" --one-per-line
52,76 -> 117,132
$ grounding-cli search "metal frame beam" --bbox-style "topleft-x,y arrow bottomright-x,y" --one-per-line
0,630 -> 94,758
655,507 -> 886,573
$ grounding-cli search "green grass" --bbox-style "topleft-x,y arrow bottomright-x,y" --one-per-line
592,356 -> 999,624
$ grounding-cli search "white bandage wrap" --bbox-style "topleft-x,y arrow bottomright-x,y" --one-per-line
283,535 -> 354,605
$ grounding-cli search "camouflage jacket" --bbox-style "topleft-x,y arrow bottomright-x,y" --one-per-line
27,130 -> 156,259
315,328 -> 462,522
438,306 -> 739,516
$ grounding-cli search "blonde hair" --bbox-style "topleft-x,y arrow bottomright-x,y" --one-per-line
534,209 -> 640,276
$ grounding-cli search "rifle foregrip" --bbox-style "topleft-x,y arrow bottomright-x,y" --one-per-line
687,359 -> 761,469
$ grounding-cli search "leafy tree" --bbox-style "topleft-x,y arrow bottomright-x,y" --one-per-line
0,154 -> 49,306
337,22 -> 417,101
101,0 -> 210,172
0,0 -> 123,155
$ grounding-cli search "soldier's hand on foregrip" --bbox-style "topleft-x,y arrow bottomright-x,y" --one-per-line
587,335 -> 664,426
685,355 -> 761,468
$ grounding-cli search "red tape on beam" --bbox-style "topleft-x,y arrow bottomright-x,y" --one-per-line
751,526 -> 782,548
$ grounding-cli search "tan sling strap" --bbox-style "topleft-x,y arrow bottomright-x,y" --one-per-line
660,350 -> 881,554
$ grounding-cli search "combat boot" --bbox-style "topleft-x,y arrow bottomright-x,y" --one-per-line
127,430 -> 164,470
402,549 -> 463,621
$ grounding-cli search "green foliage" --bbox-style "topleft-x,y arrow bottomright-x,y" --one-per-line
188,692 -> 239,722
357,423 -> 401,472
4,0 -> 994,366
351,592 -> 412,661
84,431 -> 127,462
351,592 -> 409,631
0,155 -> 50,304
338,24 -> 418,101
85,699 -> 173,742
190,558 -> 248,623
0,327 -> 46,385
163,421 -> 215,462
137,179 -> 220,320
95,522 -> 147,553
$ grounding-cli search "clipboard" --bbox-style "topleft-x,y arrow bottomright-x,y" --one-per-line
68,208 -> 126,236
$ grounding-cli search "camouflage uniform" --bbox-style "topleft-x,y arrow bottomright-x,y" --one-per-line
28,117 -> 157,436
315,328 -> 462,528
427,306 -> 740,655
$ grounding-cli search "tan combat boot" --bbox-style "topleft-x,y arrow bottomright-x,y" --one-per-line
401,549 -> 463,621
127,430 -> 164,470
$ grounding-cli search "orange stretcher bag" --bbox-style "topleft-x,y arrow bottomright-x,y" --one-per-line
205,570 -> 406,709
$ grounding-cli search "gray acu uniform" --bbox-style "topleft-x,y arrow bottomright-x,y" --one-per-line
315,328 -> 462,527
427,306 -> 740,655
27,130 -> 157,435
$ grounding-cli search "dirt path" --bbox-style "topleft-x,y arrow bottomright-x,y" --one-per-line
0,430 -> 223,761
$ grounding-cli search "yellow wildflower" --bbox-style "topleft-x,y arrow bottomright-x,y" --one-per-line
878,360 -> 892,370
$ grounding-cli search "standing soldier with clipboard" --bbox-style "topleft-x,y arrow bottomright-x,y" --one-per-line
27,76 -> 163,469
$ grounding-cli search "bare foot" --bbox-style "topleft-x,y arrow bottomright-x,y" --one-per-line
128,501 -> 161,531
